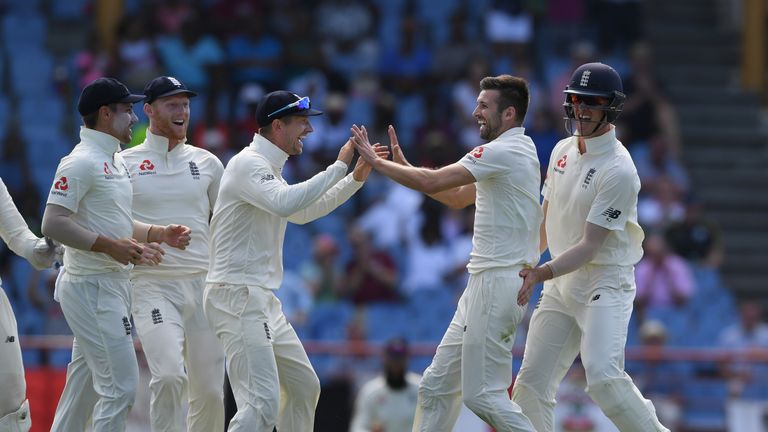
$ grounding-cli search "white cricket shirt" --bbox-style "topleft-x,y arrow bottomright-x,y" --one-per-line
457,127 -> 542,273
0,178 -> 39,285
122,130 -> 224,277
207,133 -> 362,289
350,372 -> 421,432
46,127 -> 134,275
542,128 -> 644,266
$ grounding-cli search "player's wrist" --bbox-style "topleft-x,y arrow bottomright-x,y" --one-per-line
542,262 -> 557,280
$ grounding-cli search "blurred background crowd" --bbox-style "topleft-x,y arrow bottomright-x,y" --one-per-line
0,0 -> 767,430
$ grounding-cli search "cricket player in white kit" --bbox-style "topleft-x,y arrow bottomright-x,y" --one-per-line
204,90 -> 386,431
352,75 -> 541,432
42,77 -> 192,432
122,76 -> 225,432
512,63 -> 669,432
0,179 -> 61,432
350,338 -> 421,432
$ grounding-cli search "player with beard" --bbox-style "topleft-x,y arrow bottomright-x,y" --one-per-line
121,76 -> 226,432
350,338 -> 420,432
352,74 -> 540,432
511,63 -> 669,432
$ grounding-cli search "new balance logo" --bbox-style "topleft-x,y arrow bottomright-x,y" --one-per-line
122,316 -> 132,335
189,161 -> 200,179
260,174 -> 275,183
152,308 -> 163,324
601,207 -> 621,220
591,294 -> 601,302
5,336 -> 15,343
264,322 -> 272,341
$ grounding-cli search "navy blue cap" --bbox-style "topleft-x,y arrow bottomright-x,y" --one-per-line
255,90 -> 322,127
77,77 -> 145,116
144,76 -> 197,104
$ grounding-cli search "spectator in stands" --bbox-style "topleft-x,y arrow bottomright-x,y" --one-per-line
115,15 -> 161,90
718,301 -> 768,432
341,225 -> 399,305
638,174 -> 686,231
226,14 -> 283,90
432,11 -> 487,83
621,41 -> 682,156
401,209 -> 453,297
349,338 -> 420,432
629,320 -> 685,431
155,14 -> 226,93
635,232 -> 696,316
664,199 -> 723,268
300,233 -> 344,302
276,270 -> 313,328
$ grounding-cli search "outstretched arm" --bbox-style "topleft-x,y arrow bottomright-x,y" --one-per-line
352,124 -> 476,206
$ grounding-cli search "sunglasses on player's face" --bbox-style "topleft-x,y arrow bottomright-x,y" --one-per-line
268,96 -> 311,118
569,94 -> 609,106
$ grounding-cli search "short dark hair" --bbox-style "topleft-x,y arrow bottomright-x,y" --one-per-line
479,75 -> 529,125
82,103 -> 118,128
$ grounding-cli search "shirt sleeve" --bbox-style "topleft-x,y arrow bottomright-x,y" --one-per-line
0,179 -> 39,262
239,158 -> 348,217
456,143 -> 505,182
288,174 -> 364,225
207,155 -> 225,213
46,154 -> 93,214
586,165 -> 639,231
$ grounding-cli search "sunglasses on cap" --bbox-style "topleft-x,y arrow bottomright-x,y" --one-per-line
568,94 -> 609,106
268,96 -> 311,118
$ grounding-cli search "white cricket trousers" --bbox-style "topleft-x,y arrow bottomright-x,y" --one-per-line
204,283 -> 321,432
0,286 -> 31,432
412,266 -> 535,432
512,264 -> 669,432
132,275 -> 225,432
50,270 -> 139,432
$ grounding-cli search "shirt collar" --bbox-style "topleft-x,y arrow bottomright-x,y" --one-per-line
79,127 -> 122,155
249,133 -> 288,168
143,129 -> 186,153
496,126 -> 526,141
581,127 -> 617,155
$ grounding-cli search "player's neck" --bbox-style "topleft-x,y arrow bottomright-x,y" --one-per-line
577,137 -> 586,154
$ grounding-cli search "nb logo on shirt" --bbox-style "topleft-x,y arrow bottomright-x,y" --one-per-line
601,207 -> 622,220
5,336 -> 15,343
260,174 -> 275,183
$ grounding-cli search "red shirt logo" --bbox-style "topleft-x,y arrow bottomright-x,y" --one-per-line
470,146 -> 485,158
54,176 -> 68,191
139,160 -> 155,171
556,154 -> 568,169
103,162 -> 113,175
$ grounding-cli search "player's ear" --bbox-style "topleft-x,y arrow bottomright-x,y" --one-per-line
143,102 -> 152,117
504,105 -> 516,122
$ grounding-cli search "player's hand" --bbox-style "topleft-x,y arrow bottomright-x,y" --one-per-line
162,224 -> 191,250
137,242 -> 165,266
31,236 -> 64,269
388,125 -> 411,166
106,237 -> 148,265
336,139 -> 355,166
350,124 -> 378,165
353,143 -> 389,181
517,265 -> 552,305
